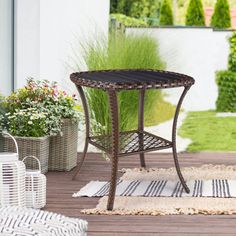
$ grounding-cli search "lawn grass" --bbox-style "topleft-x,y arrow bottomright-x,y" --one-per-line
179,111 -> 236,152
144,95 -> 175,126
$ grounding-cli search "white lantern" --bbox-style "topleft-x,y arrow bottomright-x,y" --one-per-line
22,155 -> 46,209
0,132 -> 25,206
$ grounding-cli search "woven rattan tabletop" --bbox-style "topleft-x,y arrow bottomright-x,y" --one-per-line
70,69 -> 194,90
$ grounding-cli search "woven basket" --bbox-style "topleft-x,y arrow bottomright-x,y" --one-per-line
4,136 -> 49,174
49,119 -> 78,171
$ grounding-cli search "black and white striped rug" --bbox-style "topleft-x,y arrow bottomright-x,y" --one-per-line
73,179 -> 236,198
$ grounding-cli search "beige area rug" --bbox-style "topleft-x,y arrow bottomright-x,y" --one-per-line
79,165 -> 236,215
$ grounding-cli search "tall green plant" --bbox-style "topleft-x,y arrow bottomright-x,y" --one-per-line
228,32 -> 236,71
185,0 -> 205,26
210,0 -> 231,29
75,34 -> 165,134
159,0 -> 174,26
216,32 -> 236,111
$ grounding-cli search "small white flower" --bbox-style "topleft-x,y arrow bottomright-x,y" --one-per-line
28,121 -> 33,125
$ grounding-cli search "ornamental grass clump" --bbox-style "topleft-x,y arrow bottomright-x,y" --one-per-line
73,34 -> 166,134
6,79 -> 81,137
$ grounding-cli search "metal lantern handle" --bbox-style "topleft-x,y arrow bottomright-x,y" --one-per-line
2,131 -> 19,154
22,155 -> 42,172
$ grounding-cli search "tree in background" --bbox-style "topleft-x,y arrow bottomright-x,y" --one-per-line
110,0 -> 119,13
115,0 -> 161,19
130,0 -> 160,18
210,0 -> 231,29
116,0 -> 134,16
185,0 -> 205,26
159,0 -> 174,26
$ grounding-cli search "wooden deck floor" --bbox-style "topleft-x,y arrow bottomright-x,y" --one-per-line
46,152 -> 236,235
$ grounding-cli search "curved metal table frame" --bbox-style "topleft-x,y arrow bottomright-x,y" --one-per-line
71,70 -> 193,211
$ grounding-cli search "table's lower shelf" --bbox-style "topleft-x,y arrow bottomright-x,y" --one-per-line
89,130 -> 172,157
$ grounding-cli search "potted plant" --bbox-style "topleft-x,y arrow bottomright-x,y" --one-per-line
4,107 -> 51,173
5,79 -> 81,172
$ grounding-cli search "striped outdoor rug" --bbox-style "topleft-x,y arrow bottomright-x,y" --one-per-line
74,165 -> 236,215
73,179 -> 236,198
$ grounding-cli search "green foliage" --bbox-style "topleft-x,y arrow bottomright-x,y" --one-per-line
228,32 -> 236,71
185,0 -> 205,26
5,79 -> 81,137
74,34 -> 166,134
210,0 -> 231,29
6,108 -> 48,137
110,14 -> 148,27
110,0 -> 119,13
116,0 -> 161,18
215,70 -> 236,112
216,32 -> 236,112
130,0 -> 161,18
0,95 -> 7,132
159,0 -> 174,26
116,0 -> 132,16
179,111 -> 236,151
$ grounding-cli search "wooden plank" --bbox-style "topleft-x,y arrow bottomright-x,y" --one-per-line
45,152 -> 236,235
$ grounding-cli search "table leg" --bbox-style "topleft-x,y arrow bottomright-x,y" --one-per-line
138,89 -> 146,168
72,85 -> 90,180
107,90 -> 119,211
172,86 -> 190,193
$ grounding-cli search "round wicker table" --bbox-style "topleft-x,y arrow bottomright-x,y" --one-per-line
71,69 -> 195,211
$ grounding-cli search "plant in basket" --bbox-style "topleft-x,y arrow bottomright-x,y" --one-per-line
5,78 -> 82,172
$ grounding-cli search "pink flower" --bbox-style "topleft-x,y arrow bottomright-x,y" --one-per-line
52,89 -> 59,97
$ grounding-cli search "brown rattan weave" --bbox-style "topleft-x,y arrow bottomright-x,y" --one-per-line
49,119 -> 78,171
70,69 -> 194,91
71,69 -> 195,211
89,130 -> 172,156
4,136 -> 49,174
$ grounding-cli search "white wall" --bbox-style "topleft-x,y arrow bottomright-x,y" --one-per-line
14,0 -> 110,93
14,0 -> 40,89
126,27 -> 232,111
0,0 -> 13,95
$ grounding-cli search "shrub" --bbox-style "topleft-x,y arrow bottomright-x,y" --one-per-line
159,0 -> 174,26
129,0 -> 161,18
74,34 -> 166,134
185,0 -> 205,26
116,0 -> 132,16
216,70 -> 236,112
117,0 -> 161,18
110,0 -> 119,13
228,32 -> 236,71
210,0 -> 231,29
110,14 -> 148,27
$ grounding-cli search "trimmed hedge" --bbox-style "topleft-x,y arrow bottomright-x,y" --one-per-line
210,0 -> 231,29
159,0 -> 174,26
228,32 -> 236,72
185,0 -> 205,26
216,70 -> 236,112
